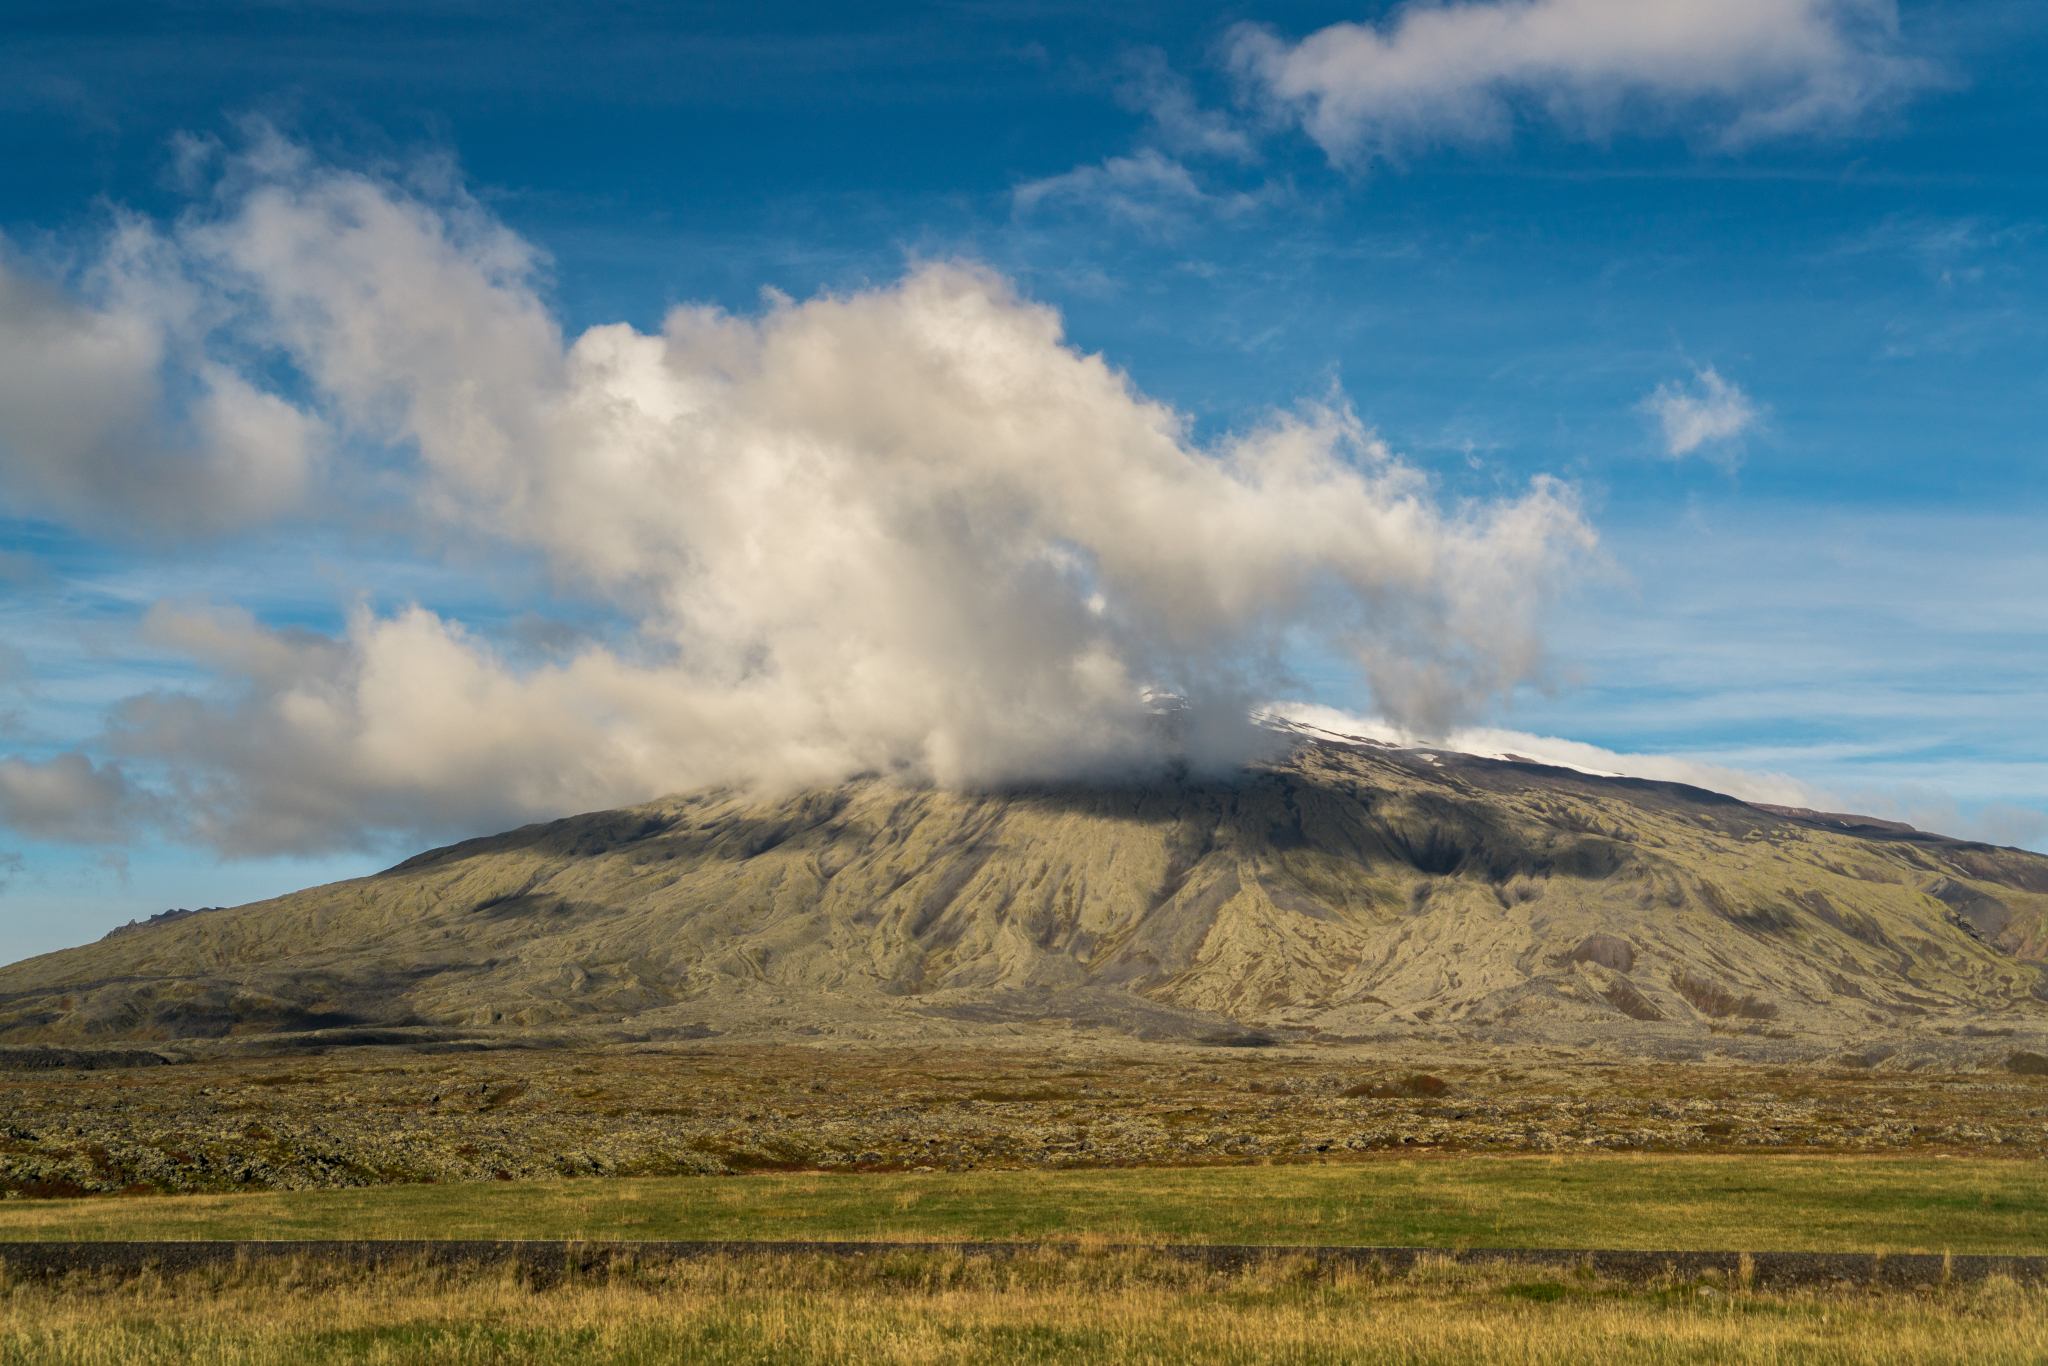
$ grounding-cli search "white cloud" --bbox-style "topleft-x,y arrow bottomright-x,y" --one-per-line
1231,0 -> 1931,167
0,752 -> 147,844
0,227 -> 322,537
1640,367 -> 1760,458
0,143 -> 1600,855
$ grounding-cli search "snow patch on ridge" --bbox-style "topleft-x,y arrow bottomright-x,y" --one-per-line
1258,702 -> 1816,806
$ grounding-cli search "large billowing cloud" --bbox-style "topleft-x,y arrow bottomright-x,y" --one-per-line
0,141 -> 1597,856
1231,0 -> 1930,166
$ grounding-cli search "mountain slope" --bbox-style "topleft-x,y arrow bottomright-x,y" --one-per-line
5,732 -> 2047,1058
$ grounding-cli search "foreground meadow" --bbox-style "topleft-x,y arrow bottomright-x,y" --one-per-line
1,1248 -> 2043,1366
6,1148 -> 2045,1361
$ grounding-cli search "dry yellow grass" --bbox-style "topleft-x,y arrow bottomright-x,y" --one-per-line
0,1248 -> 2042,1364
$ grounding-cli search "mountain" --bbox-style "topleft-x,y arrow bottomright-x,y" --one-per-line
4,724 -> 2047,1063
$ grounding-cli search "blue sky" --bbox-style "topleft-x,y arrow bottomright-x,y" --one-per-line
0,0 -> 2044,963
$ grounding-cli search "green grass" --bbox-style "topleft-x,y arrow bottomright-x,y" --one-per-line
5,1154 -> 2047,1253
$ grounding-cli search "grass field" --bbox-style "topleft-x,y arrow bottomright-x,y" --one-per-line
1,1247 -> 2044,1365
8,1156 -> 2047,1363
4,1153 -> 2046,1254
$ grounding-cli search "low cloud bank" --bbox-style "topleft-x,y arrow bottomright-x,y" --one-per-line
0,139 -> 1596,856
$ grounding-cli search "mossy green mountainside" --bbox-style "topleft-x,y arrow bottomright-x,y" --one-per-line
5,729 -> 2048,1064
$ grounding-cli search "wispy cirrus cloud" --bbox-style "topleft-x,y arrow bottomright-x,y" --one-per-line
1013,149 -> 1209,224
1116,48 -> 1258,164
1011,49 -> 1267,229
1012,149 -> 1277,228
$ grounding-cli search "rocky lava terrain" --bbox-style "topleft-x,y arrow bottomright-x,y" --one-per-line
7,1042 -> 2048,1198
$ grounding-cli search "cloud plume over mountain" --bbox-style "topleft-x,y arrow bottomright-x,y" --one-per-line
0,139 -> 1597,855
